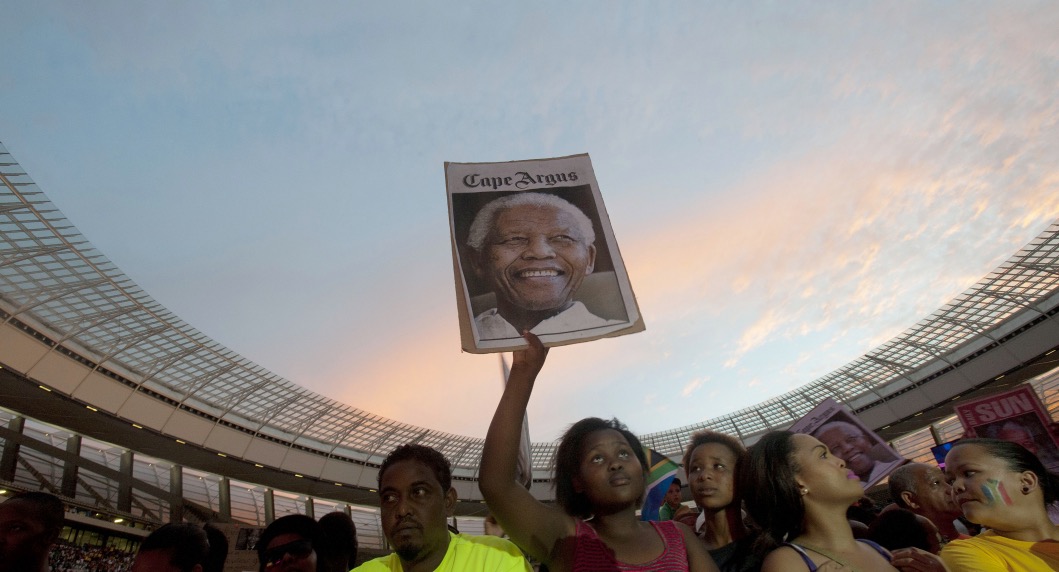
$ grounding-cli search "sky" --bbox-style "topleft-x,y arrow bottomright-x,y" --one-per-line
2,2 -> 1058,443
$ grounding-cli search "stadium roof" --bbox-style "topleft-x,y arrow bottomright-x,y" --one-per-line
2,140 -> 1059,474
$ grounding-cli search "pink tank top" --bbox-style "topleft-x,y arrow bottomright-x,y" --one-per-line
572,519 -> 690,571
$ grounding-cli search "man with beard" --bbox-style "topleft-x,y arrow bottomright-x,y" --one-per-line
467,193 -> 623,339
888,463 -> 969,543
355,444 -> 530,571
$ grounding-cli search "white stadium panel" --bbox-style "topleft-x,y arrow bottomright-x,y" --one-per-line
319,457 -> 364,487
71,370 -> 135,414
279,447 -> 327,478
242,438 -> 290,467
118,392 -> 175,431
0,321 -> 49,374
25,349 -> 88,394
203,424 -> 254,459
161,409 -> 216,445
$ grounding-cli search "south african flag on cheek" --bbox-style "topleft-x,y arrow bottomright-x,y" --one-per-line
981,479 -> 1013,505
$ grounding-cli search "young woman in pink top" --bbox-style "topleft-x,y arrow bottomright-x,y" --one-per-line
480,332 -> 715,572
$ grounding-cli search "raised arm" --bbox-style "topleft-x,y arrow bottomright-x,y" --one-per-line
479,332 -> 574,563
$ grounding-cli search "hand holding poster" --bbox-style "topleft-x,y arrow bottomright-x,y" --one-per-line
446,154 -> 644,352
788,398 -> 907,489
954,385 -> 1059,472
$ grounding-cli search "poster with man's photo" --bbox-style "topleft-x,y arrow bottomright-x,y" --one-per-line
954,385 -> 1059,472
788,398 -> 908,489
446,154 -> 644,353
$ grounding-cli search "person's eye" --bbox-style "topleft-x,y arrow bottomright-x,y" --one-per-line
381,493 -> 397,504
500,236 -> 528,246
618,450 -> 630,459
714,463 -> 726,471
689,465 -> 702,474
550,235 -> 575,244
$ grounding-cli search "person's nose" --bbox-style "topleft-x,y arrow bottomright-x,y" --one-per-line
395,497 -> 414,517
522,236 -> 555,259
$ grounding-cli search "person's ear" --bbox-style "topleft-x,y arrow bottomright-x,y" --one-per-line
585,244 -> 596,275
900,491 -> 919,510
444,487 -> 458,516
1019,471 -> 1040,496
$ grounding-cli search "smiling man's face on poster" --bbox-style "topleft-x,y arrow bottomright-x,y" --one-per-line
472,199 -> 597,330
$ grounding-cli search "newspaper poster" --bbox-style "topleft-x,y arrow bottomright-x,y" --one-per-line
446,154 -> 644,353
954,385 -> 1059,472
788,398 -> 907,489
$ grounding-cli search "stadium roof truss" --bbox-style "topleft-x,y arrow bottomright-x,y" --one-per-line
2,141 -> 1059,476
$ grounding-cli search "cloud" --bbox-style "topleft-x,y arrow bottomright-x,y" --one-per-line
681,378 -> 705,397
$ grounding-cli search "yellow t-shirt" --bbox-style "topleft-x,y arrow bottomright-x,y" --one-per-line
353,532 -> 531,572
941,530 -> 1059,572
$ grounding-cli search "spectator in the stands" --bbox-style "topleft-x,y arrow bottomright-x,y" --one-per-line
659,479 -> 692,522
941,438 -> 1059,571
257,514 -> 322,572
683,430 -> 761,572
131,522 -> 228,572
740,431 -> 944,571
0,491 -> 64,572
357,443 -> 531,571
888,462 -> 967,543
318,511 -> 358,572
480,333 -> 714,571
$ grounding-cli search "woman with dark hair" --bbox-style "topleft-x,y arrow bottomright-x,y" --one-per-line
256,514 -> 323,572
480,332 -> 715,571
682,430 -> 761,572
740,431 -> 944,571
941,437 -> 1059,571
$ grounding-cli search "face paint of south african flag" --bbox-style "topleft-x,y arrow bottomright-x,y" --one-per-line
980,478 -> 1013,506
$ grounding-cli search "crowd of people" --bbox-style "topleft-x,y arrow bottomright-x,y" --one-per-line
49,543 -> 136,571
4,333 -> 1059,570
467,333 -> 1059,572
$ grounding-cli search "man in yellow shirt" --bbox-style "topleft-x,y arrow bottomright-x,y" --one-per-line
355,444 -> 531,572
